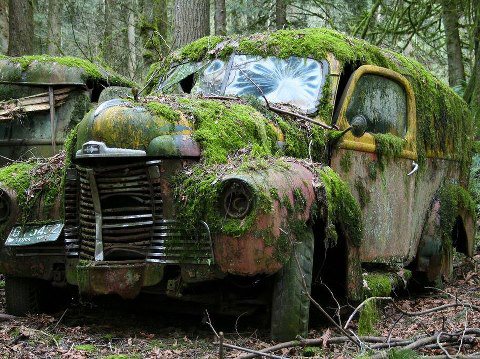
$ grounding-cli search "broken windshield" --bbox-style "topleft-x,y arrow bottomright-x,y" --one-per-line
159,55 -> 328,114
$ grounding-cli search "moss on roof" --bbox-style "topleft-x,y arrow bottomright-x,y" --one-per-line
0,54 -> 135,87
149,28 -> 474,172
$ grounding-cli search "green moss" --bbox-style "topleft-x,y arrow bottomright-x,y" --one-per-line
363,273 -> 392,297
439,182 -> 476,250
373,133 -> 405,170
318,166 -> 363,247
74,344 -> 96,352
176,98 -> 278,164
146,101 -> 180,123
0,54 -> 134,87
358,300 -> 378,336
354,179 -> 370,208
340,151 -> 353,173
387,349 -> 420,359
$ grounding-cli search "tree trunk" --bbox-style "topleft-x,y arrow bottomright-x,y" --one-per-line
173,0 -> 210,49
275,0 -> 287,30
0,0 -> 8,54
47,0 -> 62,55
442,0 -> 465,87
103,0 -> 114,63
214,0 -> 226,35
127,7 -> 136,79
464,4 -> 480,127
8,0 -> 34,55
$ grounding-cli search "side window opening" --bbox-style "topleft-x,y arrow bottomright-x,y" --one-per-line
179,73 -> 195,93
333,61 -> 360,115
452,216 -> 468,255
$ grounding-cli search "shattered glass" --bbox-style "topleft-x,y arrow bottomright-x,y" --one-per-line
194,59 -> 227,95
224,55 -> 324,113
160,55 -> 326,113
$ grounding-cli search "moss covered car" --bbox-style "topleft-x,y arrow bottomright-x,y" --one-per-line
0,55 -> 133,163
0,29 -> 475,341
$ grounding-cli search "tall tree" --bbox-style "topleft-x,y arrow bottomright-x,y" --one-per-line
8,0 -> 34,55
173,0 -> 210,49
127,5 -> 136,79
276,0 -> 287,29
0,0 -> 7,54
442,0 -> 465,87
215,0 -> 227,35
47,0 -> 62,55
103,0 -> 114,63
464,2 -> 480,125
140,0 -> 169,65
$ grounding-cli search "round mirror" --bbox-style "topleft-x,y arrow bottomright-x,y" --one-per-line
350,115 -> 367,137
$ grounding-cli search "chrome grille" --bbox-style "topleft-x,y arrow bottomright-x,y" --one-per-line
147,219 -> 213,264
64,168 -> 80,257
77,162 -> 159,260
66,160 -> 213,264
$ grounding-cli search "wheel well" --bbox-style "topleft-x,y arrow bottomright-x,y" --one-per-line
452,215 -> 468,255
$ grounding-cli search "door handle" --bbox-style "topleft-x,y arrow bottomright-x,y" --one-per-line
407,161 -> 418,176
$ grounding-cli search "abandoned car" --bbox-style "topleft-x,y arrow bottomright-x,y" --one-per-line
0,55 -> 132,163
0,29 -> 475,341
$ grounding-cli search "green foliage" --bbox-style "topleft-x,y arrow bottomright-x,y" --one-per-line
317,166 -> 364,246
387,349 -> 420,359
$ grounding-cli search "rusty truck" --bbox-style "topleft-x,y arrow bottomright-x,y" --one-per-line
0,29 -> 475,341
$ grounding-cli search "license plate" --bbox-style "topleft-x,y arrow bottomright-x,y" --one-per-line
5,223 -> 64,246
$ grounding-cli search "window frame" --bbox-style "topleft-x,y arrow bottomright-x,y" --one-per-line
334,65 -> 417,160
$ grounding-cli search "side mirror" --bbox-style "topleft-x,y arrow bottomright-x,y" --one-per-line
350,115 -> 367,137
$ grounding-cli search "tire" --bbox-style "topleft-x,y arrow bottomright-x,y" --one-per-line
270,229 -> 314,341
5,276 -> 44,316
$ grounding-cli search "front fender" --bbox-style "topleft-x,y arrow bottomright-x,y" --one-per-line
213,162 -> 318,276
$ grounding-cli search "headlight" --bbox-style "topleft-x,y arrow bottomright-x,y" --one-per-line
0,189 -> 11,223
220,179 -> 254,219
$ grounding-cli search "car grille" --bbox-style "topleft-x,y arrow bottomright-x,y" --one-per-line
64,160 -> 213,264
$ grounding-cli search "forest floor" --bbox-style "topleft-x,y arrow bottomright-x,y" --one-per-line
0,254 -> 479,358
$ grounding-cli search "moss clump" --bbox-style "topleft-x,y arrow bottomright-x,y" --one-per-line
74,344 -> 96,352
0,155 -> 65,224
146,101 -> 180,123
358,300 -> 379,336
317,166 -> 363,247
174,158 -> 276,238
373,133 -> 405,170
438,182 -> 476,248
340,151 -> 352,173
363,273 -> 392,297
176,98 -> 278,164
387,349 -> 420,359
0,54 -> 134,87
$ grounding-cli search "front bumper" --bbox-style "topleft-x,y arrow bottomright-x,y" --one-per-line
66,259 -> 217,299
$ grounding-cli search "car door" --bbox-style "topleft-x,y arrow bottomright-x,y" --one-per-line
330,65 -> 418,263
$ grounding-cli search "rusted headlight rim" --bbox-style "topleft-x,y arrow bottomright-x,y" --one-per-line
220,179 -> 255,219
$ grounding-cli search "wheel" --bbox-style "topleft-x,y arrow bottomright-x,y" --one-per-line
270,229 -> 314,341
5,276 -> 44,316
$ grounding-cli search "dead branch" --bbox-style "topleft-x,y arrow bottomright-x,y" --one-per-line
392,302 -> 480,316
